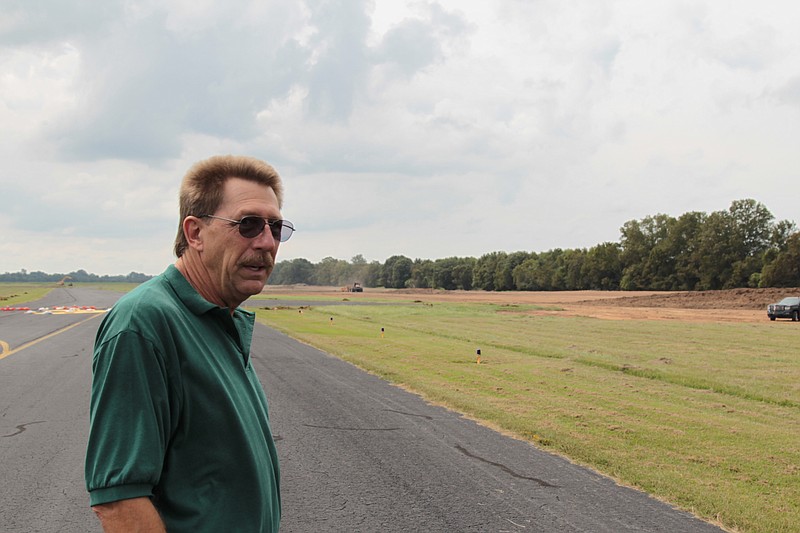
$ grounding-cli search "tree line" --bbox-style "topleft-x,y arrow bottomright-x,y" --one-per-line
5,199 -> 797,291
0,269 -> 152,283
270,199 -> 800,291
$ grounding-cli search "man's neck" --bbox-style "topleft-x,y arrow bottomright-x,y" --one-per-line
174,255 -> 234,312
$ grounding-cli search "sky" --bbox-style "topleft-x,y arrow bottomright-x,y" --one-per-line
1,0 -> 799,276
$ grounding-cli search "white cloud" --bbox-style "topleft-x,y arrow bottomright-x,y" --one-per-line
0,0 -> 798,274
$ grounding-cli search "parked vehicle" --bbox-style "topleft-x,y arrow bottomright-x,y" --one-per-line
767,296 -> 800,321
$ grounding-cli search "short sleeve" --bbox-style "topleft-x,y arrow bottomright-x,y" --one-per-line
85,330 -> 173,506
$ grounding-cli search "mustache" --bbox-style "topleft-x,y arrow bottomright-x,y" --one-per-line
240,253 -> 275,269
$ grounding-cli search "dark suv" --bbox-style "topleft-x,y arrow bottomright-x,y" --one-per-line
767,296 -> 800,321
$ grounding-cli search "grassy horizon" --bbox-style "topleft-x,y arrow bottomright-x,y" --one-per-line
0,282 -> 144,306
256,301 -> 800,533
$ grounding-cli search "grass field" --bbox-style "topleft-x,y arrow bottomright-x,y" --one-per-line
0,283 -> 55,306
256,300 -> 800,533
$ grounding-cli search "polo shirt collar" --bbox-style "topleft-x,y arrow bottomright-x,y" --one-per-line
163,265 -> 255,363
164,264 -> 219,315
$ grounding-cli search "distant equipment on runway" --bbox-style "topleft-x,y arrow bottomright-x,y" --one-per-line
57,275 -> 73,286
341,282 -> 363,292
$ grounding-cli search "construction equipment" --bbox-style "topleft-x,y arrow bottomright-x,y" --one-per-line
350,283 -> 363,292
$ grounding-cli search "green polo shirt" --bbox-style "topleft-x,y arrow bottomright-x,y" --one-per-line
85,265 -> 280,532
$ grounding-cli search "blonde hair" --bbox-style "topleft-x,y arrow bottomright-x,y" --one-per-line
173,155 -> 284,257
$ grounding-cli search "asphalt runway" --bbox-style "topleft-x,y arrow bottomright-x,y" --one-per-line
0,287 -> 726,532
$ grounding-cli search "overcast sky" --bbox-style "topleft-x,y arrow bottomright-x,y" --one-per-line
1,0 -> 799,275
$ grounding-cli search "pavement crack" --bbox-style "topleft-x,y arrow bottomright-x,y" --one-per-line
303,423 -> 401,431
455,444 -> 560,488
383,408 -> 434,420
2,420 -> 46,437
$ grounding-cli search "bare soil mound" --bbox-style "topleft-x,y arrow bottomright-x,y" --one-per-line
580,287 -> 800,310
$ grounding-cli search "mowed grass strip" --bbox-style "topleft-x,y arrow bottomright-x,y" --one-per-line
0,283 -> 54,306
256,301 -> 800,533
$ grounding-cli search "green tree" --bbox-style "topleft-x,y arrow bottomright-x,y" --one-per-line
313,257 -> 351,286
409,259 -> 435,288
433,257 -> 458,290
269,258 -> 314,285
513,250 -> 583,291
472,252 -> 506,291
583,243 -> 621,290
451,257 -> 476,290
727,199 -> 775,287
693,210 -> 736,290
769,220 -> 797,252
361,261 -> 383,287
347,254 -> 366,282
692,200 -> 776,289
512,255 -> 543,290
761,232 -> 800,287
382,255 -> 413,288
429,257 -> 476,290
619,214 -> 673,290
559,248 -> 588,290
666,212 -> 706,290
495,251 -> 530,291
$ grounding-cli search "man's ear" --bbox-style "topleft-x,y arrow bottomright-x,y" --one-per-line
183,216 -> 205,252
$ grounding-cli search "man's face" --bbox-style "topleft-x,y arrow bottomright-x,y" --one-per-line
201,177 -> 281,308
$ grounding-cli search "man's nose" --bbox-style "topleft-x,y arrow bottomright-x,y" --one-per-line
251,226 -> 277,249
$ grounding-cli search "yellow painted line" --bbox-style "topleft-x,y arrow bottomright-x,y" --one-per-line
0,313 -> 103,361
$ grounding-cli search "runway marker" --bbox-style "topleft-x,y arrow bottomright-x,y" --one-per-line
1,305 -> 106,315
381,327 -> 384,338
27,305 -> 106,315
476,348 -> 481,364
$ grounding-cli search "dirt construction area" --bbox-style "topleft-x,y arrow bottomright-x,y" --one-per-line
264,286 -> 800,324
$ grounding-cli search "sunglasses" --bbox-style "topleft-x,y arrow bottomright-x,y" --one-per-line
199,215 -> 295,242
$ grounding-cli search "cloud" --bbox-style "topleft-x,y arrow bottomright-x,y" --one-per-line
774,76 -> 800,107
303,0 -> 371,121
41,5 -> 312,161
0,0 -> 121,46
10,0 -> 471,164
1,0 -> 799,275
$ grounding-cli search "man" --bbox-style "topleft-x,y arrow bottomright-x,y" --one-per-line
85,155 -> 293,532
